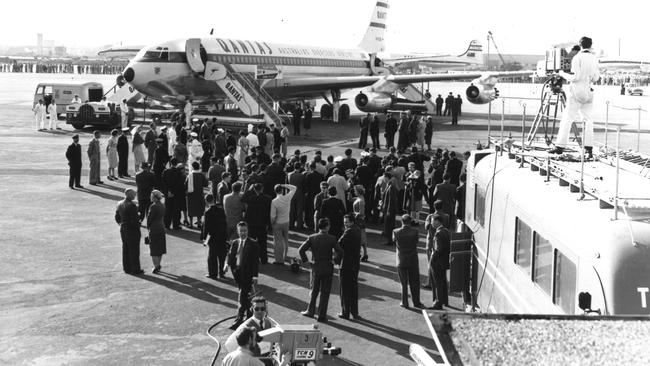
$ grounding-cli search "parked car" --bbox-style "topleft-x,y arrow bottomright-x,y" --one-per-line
626,83 -> 644,96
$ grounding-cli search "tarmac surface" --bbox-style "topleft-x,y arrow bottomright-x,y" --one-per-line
1,97 -> 650,366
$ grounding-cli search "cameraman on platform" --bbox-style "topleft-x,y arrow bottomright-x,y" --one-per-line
548,37 -> 600,157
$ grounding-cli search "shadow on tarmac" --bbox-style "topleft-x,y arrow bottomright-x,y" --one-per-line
77,187 -> 124,201
140,271 -> 239,309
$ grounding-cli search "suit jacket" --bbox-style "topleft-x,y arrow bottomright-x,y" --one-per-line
87,139 -> 100,160
393,225 -> 420,268
320,197 -> 345,228
432,182 -> 456,216
144,130 -> 158,152
115,199 -> 140,231
431,227 -> 450,269
227,237 -> 259,282
298,232 -> 342,275
201,205 -> 228,247
445,158 -> 463,186
382,183 -> 399,214
338,225 -> 361,272
245,192 -> 272,228
117,134 -> 129,155
66,142 -> 82,167
135,170 -> 156,202
153,146 -> 169,172
304,171 -> 325,197
162,167 -> 184,196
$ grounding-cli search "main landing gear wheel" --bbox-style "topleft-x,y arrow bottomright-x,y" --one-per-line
320,104 -> 333,119
339,104 -> 350,121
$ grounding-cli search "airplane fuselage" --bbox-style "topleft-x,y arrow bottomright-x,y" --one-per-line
125,37 -> 373,105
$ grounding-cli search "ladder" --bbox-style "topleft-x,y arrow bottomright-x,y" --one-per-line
213,62 -> 287,127
396,84 -> 436,114
601,150 -> 650,179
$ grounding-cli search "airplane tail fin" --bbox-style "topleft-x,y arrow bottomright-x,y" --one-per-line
457,40 -> 483,65
358,1 -> 389,53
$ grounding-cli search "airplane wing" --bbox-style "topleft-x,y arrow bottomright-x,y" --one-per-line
279,70 -> 533,91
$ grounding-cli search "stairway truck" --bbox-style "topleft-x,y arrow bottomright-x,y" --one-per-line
66,102 -> 120,130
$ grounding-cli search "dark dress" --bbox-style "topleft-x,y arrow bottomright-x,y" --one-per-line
186,171 -> 208,217
147,201 -> 167,256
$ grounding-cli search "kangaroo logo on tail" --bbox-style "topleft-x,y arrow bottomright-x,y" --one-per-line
459,40 -> 483,58
359,1 -> 389,53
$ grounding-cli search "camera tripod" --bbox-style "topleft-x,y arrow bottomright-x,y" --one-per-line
526,76 -> 582,148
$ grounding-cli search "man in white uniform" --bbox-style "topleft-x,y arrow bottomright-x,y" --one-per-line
33,99 -> 46,131
184,99 -> 193,128
188,132 -> 203,162
48,100 -> 59,130
549,37 -> 600,157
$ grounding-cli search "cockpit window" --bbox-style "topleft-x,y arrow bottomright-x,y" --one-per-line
137,47 -> 169,61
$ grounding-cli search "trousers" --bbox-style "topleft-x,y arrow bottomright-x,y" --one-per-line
272,222 -> 289,263
308,270 -> 333,319
398,265 -> 421,306
555,89 -> 594,148
69,165 -> 81,187
430,263 -> 448,305
249,224 -> 268,264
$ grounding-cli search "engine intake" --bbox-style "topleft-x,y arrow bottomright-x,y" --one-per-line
355,92 -> 392,112
466,84 -> 497,104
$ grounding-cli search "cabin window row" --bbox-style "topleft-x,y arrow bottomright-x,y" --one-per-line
215,55 -> 364,68
514,217 -> 577,313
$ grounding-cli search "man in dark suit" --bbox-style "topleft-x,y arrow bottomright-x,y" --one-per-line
265,154 -> 285,197
431,173 -> 457,226
384,113 -> 397,149
394,214 -> 423,308
202,194 -> 229,278
303,162 -> 325,231
435,95 -> 444,116
152,138 -> 169,190
340,149 -> 358,173
445,151 -> 463,186
337,214 -> 362,320
429,215 -> 450,310
292,104 -> 303,136
115,188 -> 143,275
358,113 -> 370,149
369,114 -> 380,149
381,176 -> 399,246
444,92 -> 453,116
243,183 -> 272,265
117,127 -> 131,178
320,187 -> 346,239
298,218 -> 343,322
135,162 -> 156,220
162,158 -> 184,230
227,222 -> 260,327
66,134 -> 83,189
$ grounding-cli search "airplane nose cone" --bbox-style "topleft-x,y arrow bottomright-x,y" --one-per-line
123,67 -> 135,83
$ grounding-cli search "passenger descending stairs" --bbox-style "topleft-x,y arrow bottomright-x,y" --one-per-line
206,62 -> 286,127
396,84 -> 436,114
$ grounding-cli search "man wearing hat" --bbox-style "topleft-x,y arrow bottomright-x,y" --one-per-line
144,123 -> 158,164
136,162 -> 156,220
152,138 -> 169,190
117,127 -> 131,178
188,131 -> 203,163
115,188 -> 143,275
66,134 -> 83,189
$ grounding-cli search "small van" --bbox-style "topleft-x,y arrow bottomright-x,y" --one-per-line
33,81 -> 104,118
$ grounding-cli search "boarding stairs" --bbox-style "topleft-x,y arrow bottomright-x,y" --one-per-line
204,62 -> 286,127
600,149 -> 650,179
396,84 -> 436,114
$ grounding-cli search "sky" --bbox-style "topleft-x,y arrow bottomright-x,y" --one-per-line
2,0 -> 650,58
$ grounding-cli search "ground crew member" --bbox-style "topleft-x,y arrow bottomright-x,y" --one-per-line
435,94 -> 444,116
33,99 -> 46,131
48,100 -> 59,130
549,37 -> 600,158
358,113 -> 370,149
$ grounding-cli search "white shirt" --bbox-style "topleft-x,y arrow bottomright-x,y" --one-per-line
184,102 -> 193,115
189,139 -> 203,160
246,133 -> 259,148
563,50 -> 600,86
70,96 -> 82,104
33,104 -> 45,115
120,102 -> 128,114
270,185 -> 296,225
48,103 -> 56,115
221,347 -> 264,366
224,316 -> 279,353
327,174 -> 348,204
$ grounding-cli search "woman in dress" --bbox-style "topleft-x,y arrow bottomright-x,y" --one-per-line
352,185 -> 369,262
132,127 -> 146,173
417,116 -> 427,150
147,189 -> 166,273
106,129 -> 119,180
186,161 -> 208,228
235,130 -> 249,168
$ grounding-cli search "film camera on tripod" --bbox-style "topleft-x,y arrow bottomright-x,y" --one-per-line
541,46 -> 581,93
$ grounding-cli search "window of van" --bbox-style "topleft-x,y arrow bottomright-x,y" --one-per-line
514,217 -> 532,275
533,232 -> 553,295
554,249 -> 577,314
474,184 -> 486,226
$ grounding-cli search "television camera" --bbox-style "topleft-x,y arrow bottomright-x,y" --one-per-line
538,46 -> 578,94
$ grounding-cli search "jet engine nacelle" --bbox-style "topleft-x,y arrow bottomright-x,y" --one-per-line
355,92 -> 393,112
466,84 -> 499,104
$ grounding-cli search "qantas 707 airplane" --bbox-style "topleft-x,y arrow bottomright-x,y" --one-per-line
121,0 -> 530,120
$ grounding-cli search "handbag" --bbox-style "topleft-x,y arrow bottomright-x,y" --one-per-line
144,236 -> 150,245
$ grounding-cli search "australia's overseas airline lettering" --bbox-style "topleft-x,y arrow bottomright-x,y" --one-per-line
214,38 -> 360,59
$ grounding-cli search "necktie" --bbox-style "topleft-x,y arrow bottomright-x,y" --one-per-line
236,240 -> 244,266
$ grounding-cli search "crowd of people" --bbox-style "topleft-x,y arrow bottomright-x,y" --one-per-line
67,113 -> 468,345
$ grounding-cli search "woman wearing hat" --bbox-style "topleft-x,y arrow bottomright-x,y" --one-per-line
147,189 -> 166,273
236,130 -> 249,168
106,129 -> 119,180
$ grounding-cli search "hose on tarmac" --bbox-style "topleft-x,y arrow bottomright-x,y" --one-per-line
207,315 -> 237,366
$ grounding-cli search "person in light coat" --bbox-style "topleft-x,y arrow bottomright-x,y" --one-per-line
48,100 -> 59,130
270,184 -> 296,264
120,99 -> 129,129
184,99 -> 193,127
33,99 -> 46,131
